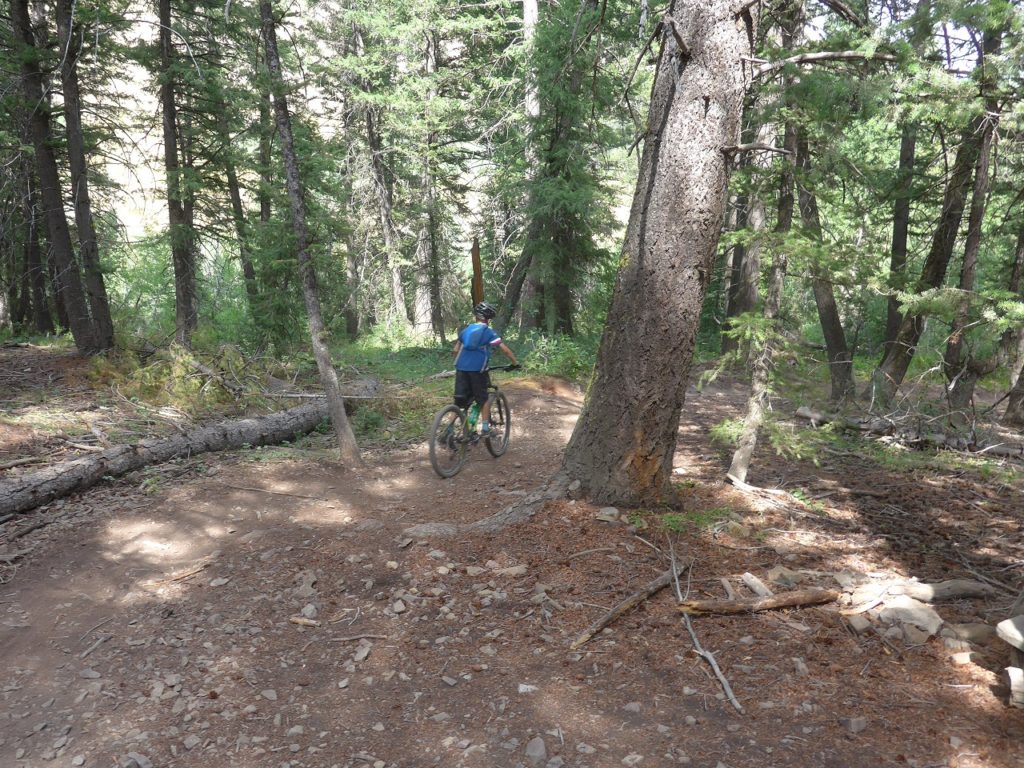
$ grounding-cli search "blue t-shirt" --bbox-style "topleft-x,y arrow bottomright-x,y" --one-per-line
455,323 -> 501,372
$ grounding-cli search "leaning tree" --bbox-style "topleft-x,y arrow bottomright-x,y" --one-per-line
562,0 -> 759,505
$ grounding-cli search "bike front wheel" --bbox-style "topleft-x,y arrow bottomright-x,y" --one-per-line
429,405 -> 468,478
485,391 -> 511,458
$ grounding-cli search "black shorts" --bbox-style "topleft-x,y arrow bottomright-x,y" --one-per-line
454,370 -> 490,408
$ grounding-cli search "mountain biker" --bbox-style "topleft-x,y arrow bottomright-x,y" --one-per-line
453,301 -> 519,435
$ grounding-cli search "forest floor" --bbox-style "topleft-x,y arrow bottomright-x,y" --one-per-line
1,344 -> 1023,768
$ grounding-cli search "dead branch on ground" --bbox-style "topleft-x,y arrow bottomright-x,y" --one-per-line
678,588 -> 841,615
570,559 -> 692,650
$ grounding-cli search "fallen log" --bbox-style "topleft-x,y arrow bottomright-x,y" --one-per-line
0,378 -> 381,517
678,587 -> 840,615
795,406 -> 1024,457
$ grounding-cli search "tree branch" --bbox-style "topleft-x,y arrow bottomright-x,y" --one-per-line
814,0 -> 868,29
721,142 -> 792,156
756,50 -> 897,78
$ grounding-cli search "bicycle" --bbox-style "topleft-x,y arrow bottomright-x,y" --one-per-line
428,364 -> 516,478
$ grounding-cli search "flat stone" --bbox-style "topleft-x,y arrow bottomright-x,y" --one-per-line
947,623 -> 996,644
1006,667 -> 1024,708
877,595 -> 942,636
183,734 -> 201,750
404,523 -> 458,538
576,743 -> 597,754
122,753 -> 153,768
525,736 -> 547,766
846,615 -> 872,636
838,717 -> 867,734
79,669 -> 101,679
260,689 -> 278,701
623,701 -> 641,713
391,600 -> 407,614
767,566 -> 803,587
950,651 -> 975,666
300,604 -> 318,619
622,755 -> 644,766
996,616 -> 1024,651
902,624 -> 932,645
209,578 -> 230,587
495,565 -> 528,578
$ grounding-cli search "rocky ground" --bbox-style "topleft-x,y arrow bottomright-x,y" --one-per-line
1,346 -> 1023,768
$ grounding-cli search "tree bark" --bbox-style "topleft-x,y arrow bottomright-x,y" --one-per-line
796,131 -> 854,402
883,122 -> 916,355
562,0 -> 757,504
222,121 -> 260,307
11,0 -> 97,352
942,111 -> 996,418
412,30 -> 443,340
261,0 -> 361,464
1008,228 -> 1024,388
1006,361 -> 1024,427
868,26 -> 1003,408
57,0 -> 114,351
159,0 -> 198,347
206,32 -> 259,309
365,105 -> 409,324
258,87 -> 273,225
23,174 -> 54,334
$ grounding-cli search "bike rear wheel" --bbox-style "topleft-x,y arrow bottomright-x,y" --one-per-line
485,391 -> 511,457
429,405 -> 468,478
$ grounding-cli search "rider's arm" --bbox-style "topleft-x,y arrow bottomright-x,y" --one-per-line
497,342 -> 519,367
452,339 -> 463,360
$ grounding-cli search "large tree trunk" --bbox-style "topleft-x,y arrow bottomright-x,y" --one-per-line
868,27 -> 1003,408
261,0 -> 361,464
796,131 -> 854,402
0,380 -> 380,518
57,0 -> 115,351
412,31 -> 443,339
23,174 -> 54,334
1006,361 -> 1024,427
159,0 -> 198,347
883,122 -> 917,356
562,0 -> 757,505
258,88 -> 273,226
1008,228 -> 1024,388
364,106 -> 409,323
12,0 -> 97,352
207,34 -> 259,309
942,111 -> 996,419
223,124 -> 260,307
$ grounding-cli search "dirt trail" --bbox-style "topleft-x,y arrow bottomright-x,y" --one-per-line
1,350 -> 1023,768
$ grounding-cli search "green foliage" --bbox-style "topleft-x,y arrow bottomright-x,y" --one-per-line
516,332 -> 597,382
709,418 -> 745,447
659,506 -> 734,532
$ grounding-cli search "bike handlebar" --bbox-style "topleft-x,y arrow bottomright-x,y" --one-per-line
488,363 -> 521,372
